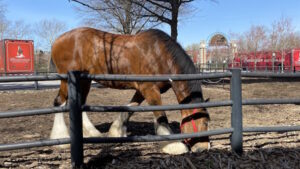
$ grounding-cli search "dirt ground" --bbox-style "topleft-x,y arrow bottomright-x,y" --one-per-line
0,78 -> 300,169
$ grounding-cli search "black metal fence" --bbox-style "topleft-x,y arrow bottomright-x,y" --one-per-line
1,69 -> 300,168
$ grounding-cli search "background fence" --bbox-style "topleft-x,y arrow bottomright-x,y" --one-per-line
0,69 -> 300,168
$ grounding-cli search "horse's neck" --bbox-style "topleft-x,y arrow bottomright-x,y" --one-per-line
171,81 -> 191,104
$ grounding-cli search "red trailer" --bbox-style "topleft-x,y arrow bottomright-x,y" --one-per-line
292,49 -> 300,72
0,39 -> 34,76
230,49 -> 300,72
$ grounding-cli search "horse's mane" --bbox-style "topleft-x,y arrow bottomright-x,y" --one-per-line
143,29 -> 204,103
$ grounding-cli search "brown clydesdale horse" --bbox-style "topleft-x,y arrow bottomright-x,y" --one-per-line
50,27 -> 209,154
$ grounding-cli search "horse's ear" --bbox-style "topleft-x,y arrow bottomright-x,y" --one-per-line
204,98 -> 210,102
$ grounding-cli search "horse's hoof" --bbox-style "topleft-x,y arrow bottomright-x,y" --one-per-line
83,128 -> 102,138
54,144 -> 70,149
161,141 -> 189,155
191,142 -> 210,153
50,131 -> 70,141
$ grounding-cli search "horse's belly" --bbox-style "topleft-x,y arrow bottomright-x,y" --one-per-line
96,81 -> 136,90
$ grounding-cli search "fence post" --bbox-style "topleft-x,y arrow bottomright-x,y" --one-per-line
68,71 -> 84,168
34,71 -> 39,90
230,68 -> 243,155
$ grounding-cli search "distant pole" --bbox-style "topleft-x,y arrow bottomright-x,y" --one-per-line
34,71 -> 39,90
281,50 -> 284,73
272,52 -> 275,72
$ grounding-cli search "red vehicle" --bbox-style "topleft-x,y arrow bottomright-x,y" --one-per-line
229,49 -> 300,72
0,39 -> 34,75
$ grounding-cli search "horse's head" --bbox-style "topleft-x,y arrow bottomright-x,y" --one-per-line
180,94 -> 210,152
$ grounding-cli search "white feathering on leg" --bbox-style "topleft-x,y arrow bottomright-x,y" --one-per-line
107,116 -> 126,137
156,124 -> 171,135
108,102 -> 138,137
82,112 -> 102,137
50,102 -> 69,140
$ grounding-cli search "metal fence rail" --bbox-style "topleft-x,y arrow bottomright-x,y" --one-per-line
0,106 -> 69,118
1,71 -> 300,83
82,72 -> 232,81
243,126 -> 300,133
83,101 -> 232,112
243,98 -> 300,105
0,74 -> 67,82
241,72 -> 300,78
0,70 -> 300,168
0,138 -> 70,151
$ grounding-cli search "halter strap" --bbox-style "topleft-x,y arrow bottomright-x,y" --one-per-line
180,109 -> 198,133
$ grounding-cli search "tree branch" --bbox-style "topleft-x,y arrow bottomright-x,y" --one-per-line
132,1 -> 171,24
69,0 -> 120,11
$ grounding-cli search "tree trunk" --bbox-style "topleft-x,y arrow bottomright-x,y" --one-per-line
170,2 -> 179,41
124,0 -> 132,34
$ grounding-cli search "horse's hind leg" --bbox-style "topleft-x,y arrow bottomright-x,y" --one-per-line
108,91 -> 144,137
51,80 -> 69,142
51,79 -> 101,142
139,84 -> 189,155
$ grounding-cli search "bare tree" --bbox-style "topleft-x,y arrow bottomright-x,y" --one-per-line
230,32 -> 247,53
0,18 -> 9,39
230,25 -> 268,70
245,25 -> 268,52
245,25 -> 267,70
269,16 -> 299,51
232,17 -> 300,53
132,0 -> 195,40
35,19 -> 67,51
0,0 -> 9,40
7,20 -> 32,39
69,0 -> 198,40
35,19 -> 67,72
186,43 -> 200,51
232,25 -> 268,53
70,0 -> 159,34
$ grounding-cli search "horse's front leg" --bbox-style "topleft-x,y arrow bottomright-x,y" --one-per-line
108,91 -> 144,137
140,85 -> 189,155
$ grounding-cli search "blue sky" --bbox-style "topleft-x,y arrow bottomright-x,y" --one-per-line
4,0 -> 300,48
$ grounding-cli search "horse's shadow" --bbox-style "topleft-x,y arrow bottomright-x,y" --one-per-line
85,121 -> 180,168
95,121 -> 181,136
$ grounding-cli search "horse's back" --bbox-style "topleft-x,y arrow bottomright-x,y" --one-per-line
52,28 -> 138,74
51,27 -> 180,90
51,28 -> 169,74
